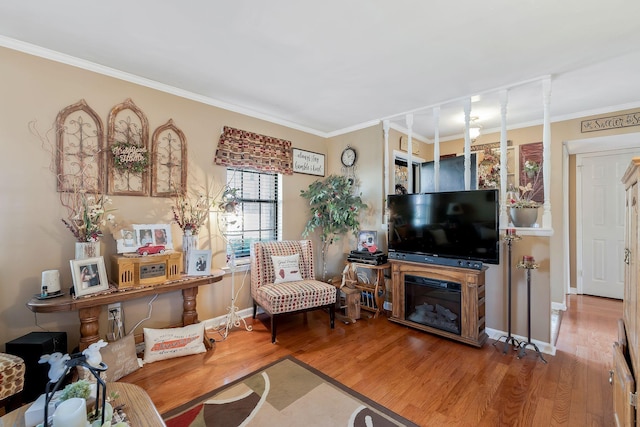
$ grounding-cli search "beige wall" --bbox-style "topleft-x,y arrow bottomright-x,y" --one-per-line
0,46 -> 326,351
3,44 -> 638,352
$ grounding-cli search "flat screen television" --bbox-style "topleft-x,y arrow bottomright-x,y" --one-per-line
387,189 -> 499,265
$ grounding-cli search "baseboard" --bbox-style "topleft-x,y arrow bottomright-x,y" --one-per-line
552,301 -> 567,312
202,307 -> 259,331
485,327 -> 556,356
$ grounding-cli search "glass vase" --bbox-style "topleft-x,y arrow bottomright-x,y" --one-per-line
182,233 -> 199,273
75,241 -> 100,260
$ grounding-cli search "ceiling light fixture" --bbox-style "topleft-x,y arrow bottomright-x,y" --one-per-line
469,117 -> 482,142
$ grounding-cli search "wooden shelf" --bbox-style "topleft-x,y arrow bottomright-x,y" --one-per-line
346,262 -> 390,318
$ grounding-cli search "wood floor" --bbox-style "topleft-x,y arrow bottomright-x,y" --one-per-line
123,294 -> 622,426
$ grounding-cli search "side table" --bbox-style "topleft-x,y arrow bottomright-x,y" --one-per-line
347,262 -> 390,318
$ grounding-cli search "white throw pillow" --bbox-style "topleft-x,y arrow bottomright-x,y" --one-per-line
272,253 -> 303,284
143,323 -> 206,363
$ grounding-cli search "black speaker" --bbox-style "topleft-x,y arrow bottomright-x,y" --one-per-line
5,332 -> 67,402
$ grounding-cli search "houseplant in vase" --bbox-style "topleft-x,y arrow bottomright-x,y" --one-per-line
301,175 -> 367,280
523,159 -> 540,178
61,191 -> 116,259
508,170 -> 542,227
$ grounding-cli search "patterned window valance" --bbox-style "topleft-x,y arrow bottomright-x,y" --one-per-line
214,126 -> 293,175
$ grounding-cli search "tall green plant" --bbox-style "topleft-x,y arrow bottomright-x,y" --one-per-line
300,175 -> 367,279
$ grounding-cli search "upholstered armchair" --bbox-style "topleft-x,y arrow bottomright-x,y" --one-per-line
251,240 -> 336,343
0,352 -> 25,413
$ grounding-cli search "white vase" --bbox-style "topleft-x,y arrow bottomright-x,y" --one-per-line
182,234 -> 198,273
75,241 -> 100,260
509,206 -> 539,227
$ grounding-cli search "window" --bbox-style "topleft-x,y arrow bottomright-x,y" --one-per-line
225,168 -> 280,259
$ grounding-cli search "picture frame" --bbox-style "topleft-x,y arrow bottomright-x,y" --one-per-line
187,250 -> 212,276
293,148 -> 325,177
116,228 -> 138,253
357,230 -> 378,252
132,224 -> 174,250
70,256 -> 109,297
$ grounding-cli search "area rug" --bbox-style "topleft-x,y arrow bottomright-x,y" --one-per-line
163,355 -> 418,427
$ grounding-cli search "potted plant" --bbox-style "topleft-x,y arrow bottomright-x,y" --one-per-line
508,171 -> 542,227
523,159 -> 540,178
301,175 -> 367,280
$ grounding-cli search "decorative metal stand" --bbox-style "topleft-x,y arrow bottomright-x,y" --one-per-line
516,259 -> 548,363
222,250 -> 252,339
494,231 -> 521,353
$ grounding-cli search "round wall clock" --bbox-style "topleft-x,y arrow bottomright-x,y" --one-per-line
341,146 -> 357,167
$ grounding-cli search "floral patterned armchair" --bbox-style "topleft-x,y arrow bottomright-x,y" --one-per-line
251,240 -> 336,343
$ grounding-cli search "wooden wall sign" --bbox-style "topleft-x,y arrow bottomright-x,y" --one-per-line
581,111 -> 640,133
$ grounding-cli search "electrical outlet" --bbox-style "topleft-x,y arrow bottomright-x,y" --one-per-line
107,302 -> 124,341
108,302 -> 122,324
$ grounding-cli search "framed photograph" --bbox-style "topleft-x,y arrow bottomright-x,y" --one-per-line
187,250 -> 212,276
357,230 -> 377,252
116,228 -> 138,253
133,224 -> 174,250
293,148 -> 325,177
70,256 -> 109,297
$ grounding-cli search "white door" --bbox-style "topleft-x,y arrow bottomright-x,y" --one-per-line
579,152 -> 633,299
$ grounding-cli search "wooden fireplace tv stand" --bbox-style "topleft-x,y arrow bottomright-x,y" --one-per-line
389,260 -> 487,347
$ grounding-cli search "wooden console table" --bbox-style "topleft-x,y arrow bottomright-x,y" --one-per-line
0,382 -> 166,426
27,272 -> 224,351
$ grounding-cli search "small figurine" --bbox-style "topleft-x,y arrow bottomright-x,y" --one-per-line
38,352 -> 71,382
82,339 -> 108,368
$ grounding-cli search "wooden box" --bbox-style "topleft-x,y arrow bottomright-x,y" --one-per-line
111,252 -> 181,289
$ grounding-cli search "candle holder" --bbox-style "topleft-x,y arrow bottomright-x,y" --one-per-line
516,259 -> 547,363
43,353 -> 108,427
494,230 -> 522,353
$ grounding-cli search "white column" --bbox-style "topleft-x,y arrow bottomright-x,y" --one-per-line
433,107 -> 441,192
499,89 -> 509,228
541,77 -> 552,229
383,120 -> 390,223
405,114 -> 414,193
463,98 -> 472,190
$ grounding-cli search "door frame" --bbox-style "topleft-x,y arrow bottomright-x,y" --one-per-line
563,132 -> 640,302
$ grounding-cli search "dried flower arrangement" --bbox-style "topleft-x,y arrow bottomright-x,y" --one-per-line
508,169 -> 542,208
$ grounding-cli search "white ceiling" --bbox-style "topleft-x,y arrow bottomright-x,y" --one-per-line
2,1 -> 640,141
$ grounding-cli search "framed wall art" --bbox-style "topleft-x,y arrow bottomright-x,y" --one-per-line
293,148 -> 325,177
70,256 -> 109,297
187,250 -> 212,276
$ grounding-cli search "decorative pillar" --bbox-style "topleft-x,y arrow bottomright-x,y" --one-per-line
405,114 -> 414,193
499,89 -> 510,228
541,77 -> 552,229
383,119 -> 390,223
433,106 -> 441,192
463,98 -> 472,190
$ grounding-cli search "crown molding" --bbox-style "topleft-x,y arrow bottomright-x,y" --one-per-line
0,35 -> 328,138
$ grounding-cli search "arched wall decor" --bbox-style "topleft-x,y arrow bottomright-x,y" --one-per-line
107,98 -> 150,196
55,99 -> 104,193
151,119 -> 187,197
